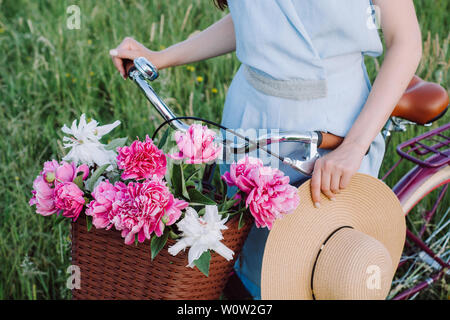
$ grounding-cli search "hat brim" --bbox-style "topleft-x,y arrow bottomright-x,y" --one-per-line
261,173 -> 406,300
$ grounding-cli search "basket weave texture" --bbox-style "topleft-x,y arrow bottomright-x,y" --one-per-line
71,214 -> 252,300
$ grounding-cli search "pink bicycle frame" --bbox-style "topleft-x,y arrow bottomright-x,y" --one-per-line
382,123 -> 450,299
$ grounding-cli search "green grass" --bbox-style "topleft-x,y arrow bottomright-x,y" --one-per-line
0,0 -> 448,299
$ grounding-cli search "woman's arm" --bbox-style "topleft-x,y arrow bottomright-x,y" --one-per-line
110,14 -> 235,78
310,0 -> 422,207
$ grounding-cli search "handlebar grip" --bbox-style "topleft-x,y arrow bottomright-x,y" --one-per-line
124,59 -> 135,77
316,131 -> 370,155
317,132 -> 344,149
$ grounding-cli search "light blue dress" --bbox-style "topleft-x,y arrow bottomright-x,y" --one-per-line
220,0 -> 385,299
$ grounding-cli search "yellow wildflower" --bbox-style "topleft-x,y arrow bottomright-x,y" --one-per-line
87,39 -> 92,45
211,88 -> 218,94
89,71 -> 94,77
196,76 -> 204,83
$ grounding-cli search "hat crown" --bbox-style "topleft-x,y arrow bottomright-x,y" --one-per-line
314,228 -> 394,300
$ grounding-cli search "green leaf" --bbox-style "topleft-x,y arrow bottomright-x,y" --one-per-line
54,214 -> 66,225
104,137 -> 128,151
168,230 -> 180,240
165,159 -> 173,186
197,207 -> 206,217
107,172 -> 121,184
220,193 -> 240,212
73,173 -> 84,189
187,188 -> 216,205
238,211 -> 246,230
227,205 -> 247,217
185,180 -> 196,188
171,164 -> 189,199
157,128 -> 170,149
219,176 -> 227,198
85,163 -> 110,191
86,215 -> 93,232
150,230 -> 169,260
194,250 -> 211,277
185,168 -> 202,182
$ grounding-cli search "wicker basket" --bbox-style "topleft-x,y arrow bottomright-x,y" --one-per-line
71,214 -> 253,300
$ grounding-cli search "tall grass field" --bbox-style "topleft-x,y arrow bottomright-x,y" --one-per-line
0,0 -> 448,299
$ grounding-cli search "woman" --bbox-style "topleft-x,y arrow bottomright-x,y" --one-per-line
110,0 -> 422,299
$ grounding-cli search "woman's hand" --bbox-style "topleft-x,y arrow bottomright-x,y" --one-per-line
109,37 -> 166,79
310,142 -> 366,208
109,15 -> 236,80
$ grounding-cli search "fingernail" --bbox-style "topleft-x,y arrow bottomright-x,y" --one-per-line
109,49 -> 118,56
314,202 -> 321,209
330,197 -> 336,201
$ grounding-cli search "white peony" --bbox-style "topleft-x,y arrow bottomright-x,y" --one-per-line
61,114 -> 120,169
168,205 -> 234,267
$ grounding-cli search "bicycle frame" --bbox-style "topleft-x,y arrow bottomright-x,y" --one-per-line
381,123 -> 450,299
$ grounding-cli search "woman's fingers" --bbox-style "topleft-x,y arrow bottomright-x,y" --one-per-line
311,159 -> 343,208
339,169 -> 352,190
309,142 -> 365,208
310,161 -> 322,208
110,37 -> 143,79
110,48 -> 139,79
110,53 -> 126,79
320,167 -> 336,201
110,48 -> 138,60
330,169 -> 342,195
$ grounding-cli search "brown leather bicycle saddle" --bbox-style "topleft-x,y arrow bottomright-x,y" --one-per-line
392,75 -> 449,124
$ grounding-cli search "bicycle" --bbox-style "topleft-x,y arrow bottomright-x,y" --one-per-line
125,57 -> 449,300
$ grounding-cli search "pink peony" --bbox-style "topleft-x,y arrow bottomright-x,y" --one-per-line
221,156 -> 264,193
116,135 -> 167,180
54,182 -> 85,221
112,179 -> 188,245
161,198 -> 190,226
85,180 -> 119,229
245,166 -> 300,229
169,124 -> 221,164
222,156 -> 300,229
29,175 -> 57,216
55,161 -> 89,184
30,161 -> 89,218
42,160 -> 59,183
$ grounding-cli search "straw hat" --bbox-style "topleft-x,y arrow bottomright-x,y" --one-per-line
261,173 -> 406,300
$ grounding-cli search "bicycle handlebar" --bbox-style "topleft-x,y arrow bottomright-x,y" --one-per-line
125,57 -> 345,175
